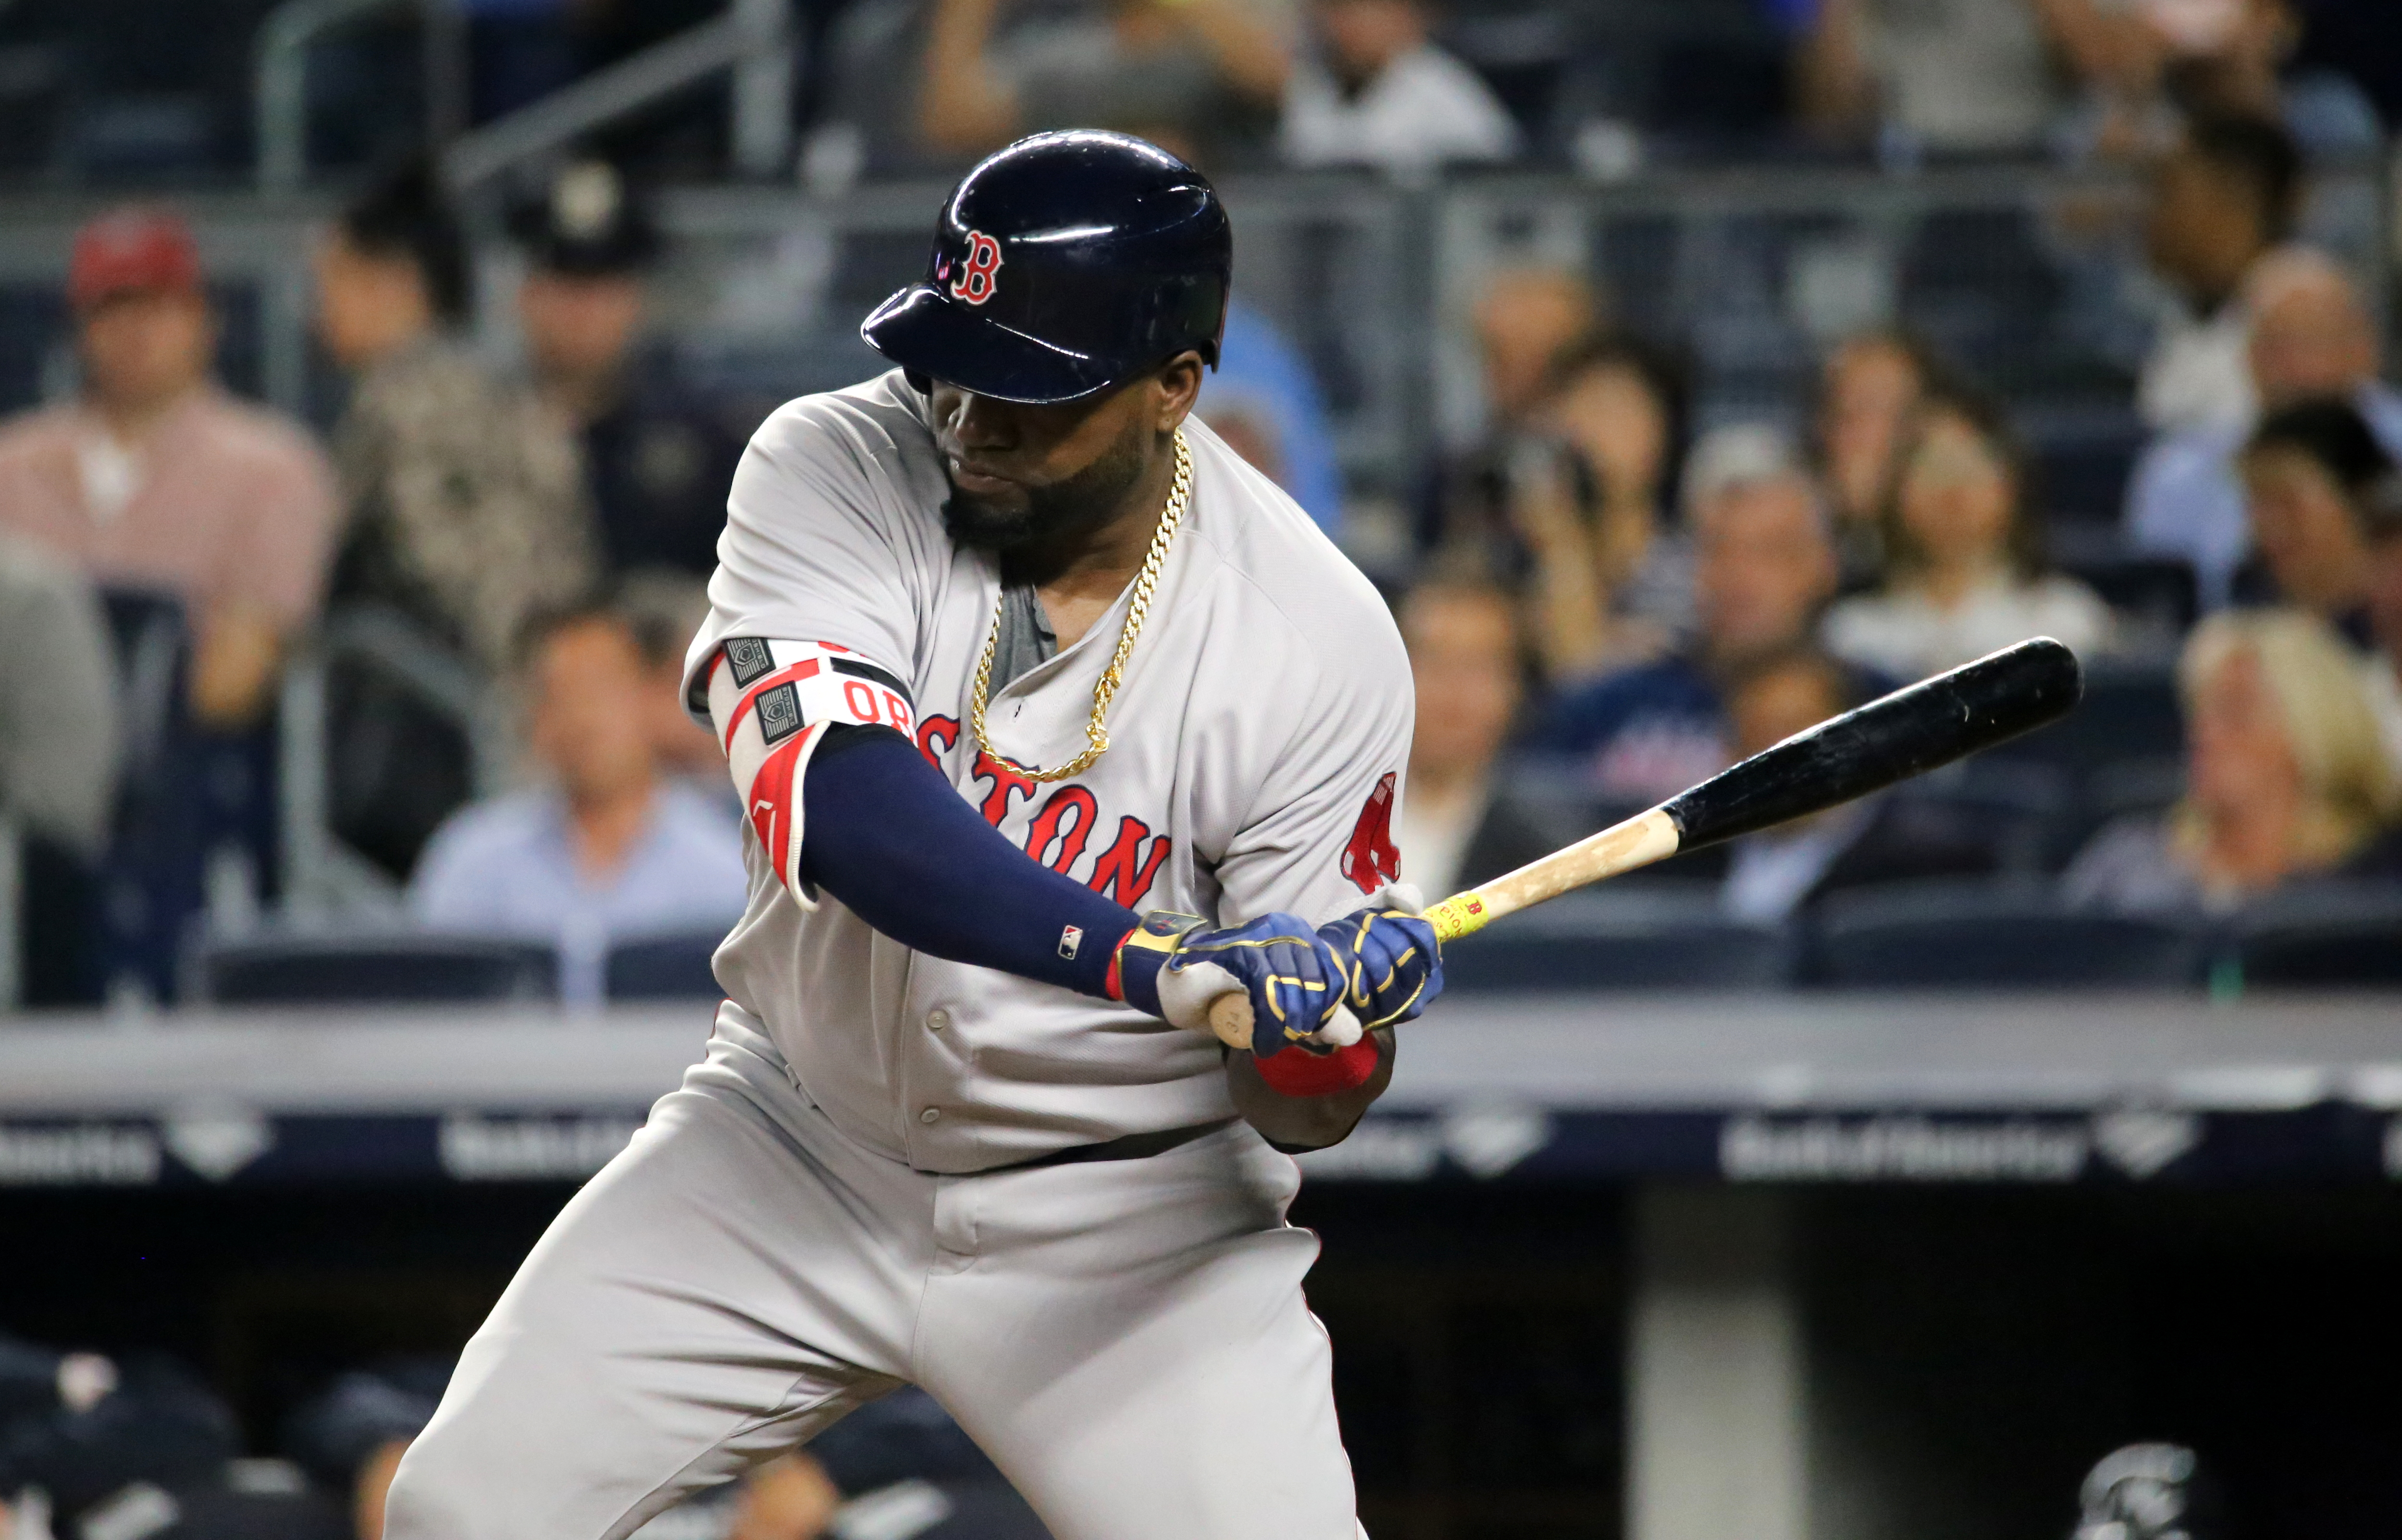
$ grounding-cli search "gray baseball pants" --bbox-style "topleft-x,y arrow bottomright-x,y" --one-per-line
383,1012 -> 1364,1540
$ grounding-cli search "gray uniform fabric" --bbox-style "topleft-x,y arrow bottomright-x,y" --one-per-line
386,371 -> 1409,1540
387,1011 -> 1360,1540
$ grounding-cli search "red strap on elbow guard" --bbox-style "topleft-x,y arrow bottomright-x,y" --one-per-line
1251,1038 -> 1380,1097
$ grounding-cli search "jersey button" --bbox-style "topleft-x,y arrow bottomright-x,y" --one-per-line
919,1108 -> 942,1124
927,1009 -> 951,1032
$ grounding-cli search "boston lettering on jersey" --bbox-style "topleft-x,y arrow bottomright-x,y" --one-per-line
916,713 -> 1171,907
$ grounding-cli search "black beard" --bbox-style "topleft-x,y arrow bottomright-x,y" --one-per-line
941,417 -> 1154,585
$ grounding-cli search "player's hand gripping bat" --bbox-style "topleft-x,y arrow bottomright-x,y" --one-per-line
1206,637 -> 2084,1050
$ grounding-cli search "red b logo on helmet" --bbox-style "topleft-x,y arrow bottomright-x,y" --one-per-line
950,230 -> 1003,305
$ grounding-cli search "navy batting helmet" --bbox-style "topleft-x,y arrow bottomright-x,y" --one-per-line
861,131 -> 1231,406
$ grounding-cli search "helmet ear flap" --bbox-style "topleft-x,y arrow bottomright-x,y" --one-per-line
904,369 -> 931,395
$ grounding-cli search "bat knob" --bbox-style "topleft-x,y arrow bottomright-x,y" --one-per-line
1205,997 -> 1364,1055
1206,992 -> 1253,1051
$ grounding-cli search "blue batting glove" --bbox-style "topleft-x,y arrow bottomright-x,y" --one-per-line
1113,911 -> 1356,1058
1319,883 -> 1442,1030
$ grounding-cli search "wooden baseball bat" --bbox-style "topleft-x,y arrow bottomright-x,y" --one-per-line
1207,636 -> 2084,1050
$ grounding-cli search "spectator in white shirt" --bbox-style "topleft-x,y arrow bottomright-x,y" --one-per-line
2136,112 -> 2302,434
1825,385 -> 2112,680
411,601 -> 746,1005
1279,0 -> 1519,174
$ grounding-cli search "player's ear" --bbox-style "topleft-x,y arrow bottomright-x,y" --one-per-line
1152,351 -> 1205,434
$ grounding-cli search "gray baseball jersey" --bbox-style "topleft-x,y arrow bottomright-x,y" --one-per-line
681,369 -> 1412,1173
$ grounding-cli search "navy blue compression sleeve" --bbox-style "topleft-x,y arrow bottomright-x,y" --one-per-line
798,724 -> 1146,1000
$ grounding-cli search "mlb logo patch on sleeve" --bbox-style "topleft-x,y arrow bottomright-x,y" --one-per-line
1058,925 -> 1083,960
756,682 -> 804,744
725,637 -> 776,687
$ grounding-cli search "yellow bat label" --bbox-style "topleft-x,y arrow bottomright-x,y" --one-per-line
1424,891 -> 1491,945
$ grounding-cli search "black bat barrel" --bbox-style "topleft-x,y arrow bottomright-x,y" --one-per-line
1660,637 -> 2085,853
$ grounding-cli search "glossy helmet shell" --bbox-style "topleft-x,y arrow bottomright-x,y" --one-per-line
861,131 -> 1231,405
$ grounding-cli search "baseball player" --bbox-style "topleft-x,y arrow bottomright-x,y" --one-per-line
384,130 -> 1440,1540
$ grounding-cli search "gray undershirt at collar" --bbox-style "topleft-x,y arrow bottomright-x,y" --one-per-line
989,584 -> 1056,693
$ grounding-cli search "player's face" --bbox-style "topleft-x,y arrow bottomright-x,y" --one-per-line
927,356 -> 1202,557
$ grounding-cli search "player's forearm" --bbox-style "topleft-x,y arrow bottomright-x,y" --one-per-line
1226,1029 -> 1394,1151
800,725 -> 1137,998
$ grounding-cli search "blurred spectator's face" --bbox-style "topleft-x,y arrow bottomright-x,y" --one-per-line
313,232 -> 432,370
2145,148 -> 2267,304
76,289 -> 212,414
1727,658 -> 1844,762
644,651 -> 724,777
1545,362 -> 1667,500
530,619 -> 659,803
519,269 -> 646,384
1315,0 -> 1427,88
1895,410 -> 2015,574
2248,273 -> 2377,407
2242,445 -> 2374,612
1820,337 -> 1919,523
1694,479 -> 1838,665
2186,645 -> 2298,816
1473,271 -> 1595,423
1403,586 -> 1520,781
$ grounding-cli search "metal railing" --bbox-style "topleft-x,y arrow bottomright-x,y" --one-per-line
258,0 -> 795,197
440,0 -> 794,193
255,0 -> 467,192
278,609 -> 514,919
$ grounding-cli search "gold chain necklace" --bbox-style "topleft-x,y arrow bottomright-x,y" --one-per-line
968,430 -> 1192,784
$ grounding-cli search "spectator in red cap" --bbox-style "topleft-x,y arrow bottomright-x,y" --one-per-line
0,206 -> 338,728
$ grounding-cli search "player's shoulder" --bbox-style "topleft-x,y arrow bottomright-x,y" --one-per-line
744,369 -> 933,479
1179,420 -> 1401,686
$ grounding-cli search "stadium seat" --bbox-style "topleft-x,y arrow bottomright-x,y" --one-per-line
2058,554 -> 2199,641
1890,756 -> 2071,876
1440,890 -> 1791,991
190,934 -> 557,1006
1810,881 -> 2205,988
1985,658 -> 2183,783
2024,408 -> 2148,525
2045,757 -> 2184,870
2226,885 -> 2402,988
606,932 -> 725,1001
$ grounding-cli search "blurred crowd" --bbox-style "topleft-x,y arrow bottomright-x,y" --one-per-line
0,0 -> 2398,1004
1396,93 -> 2402,930
3,0 -> 2398,182
0,1332 -> 1050,1540
0,161 -> 755,1006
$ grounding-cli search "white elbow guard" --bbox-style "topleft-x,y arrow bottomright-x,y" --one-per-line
705,637 -> 916,909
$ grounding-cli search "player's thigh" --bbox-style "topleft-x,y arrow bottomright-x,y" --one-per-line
386,1084 -> 915,1540
922,1147 -> 1356,1540
948,1224 -> 1351,1540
